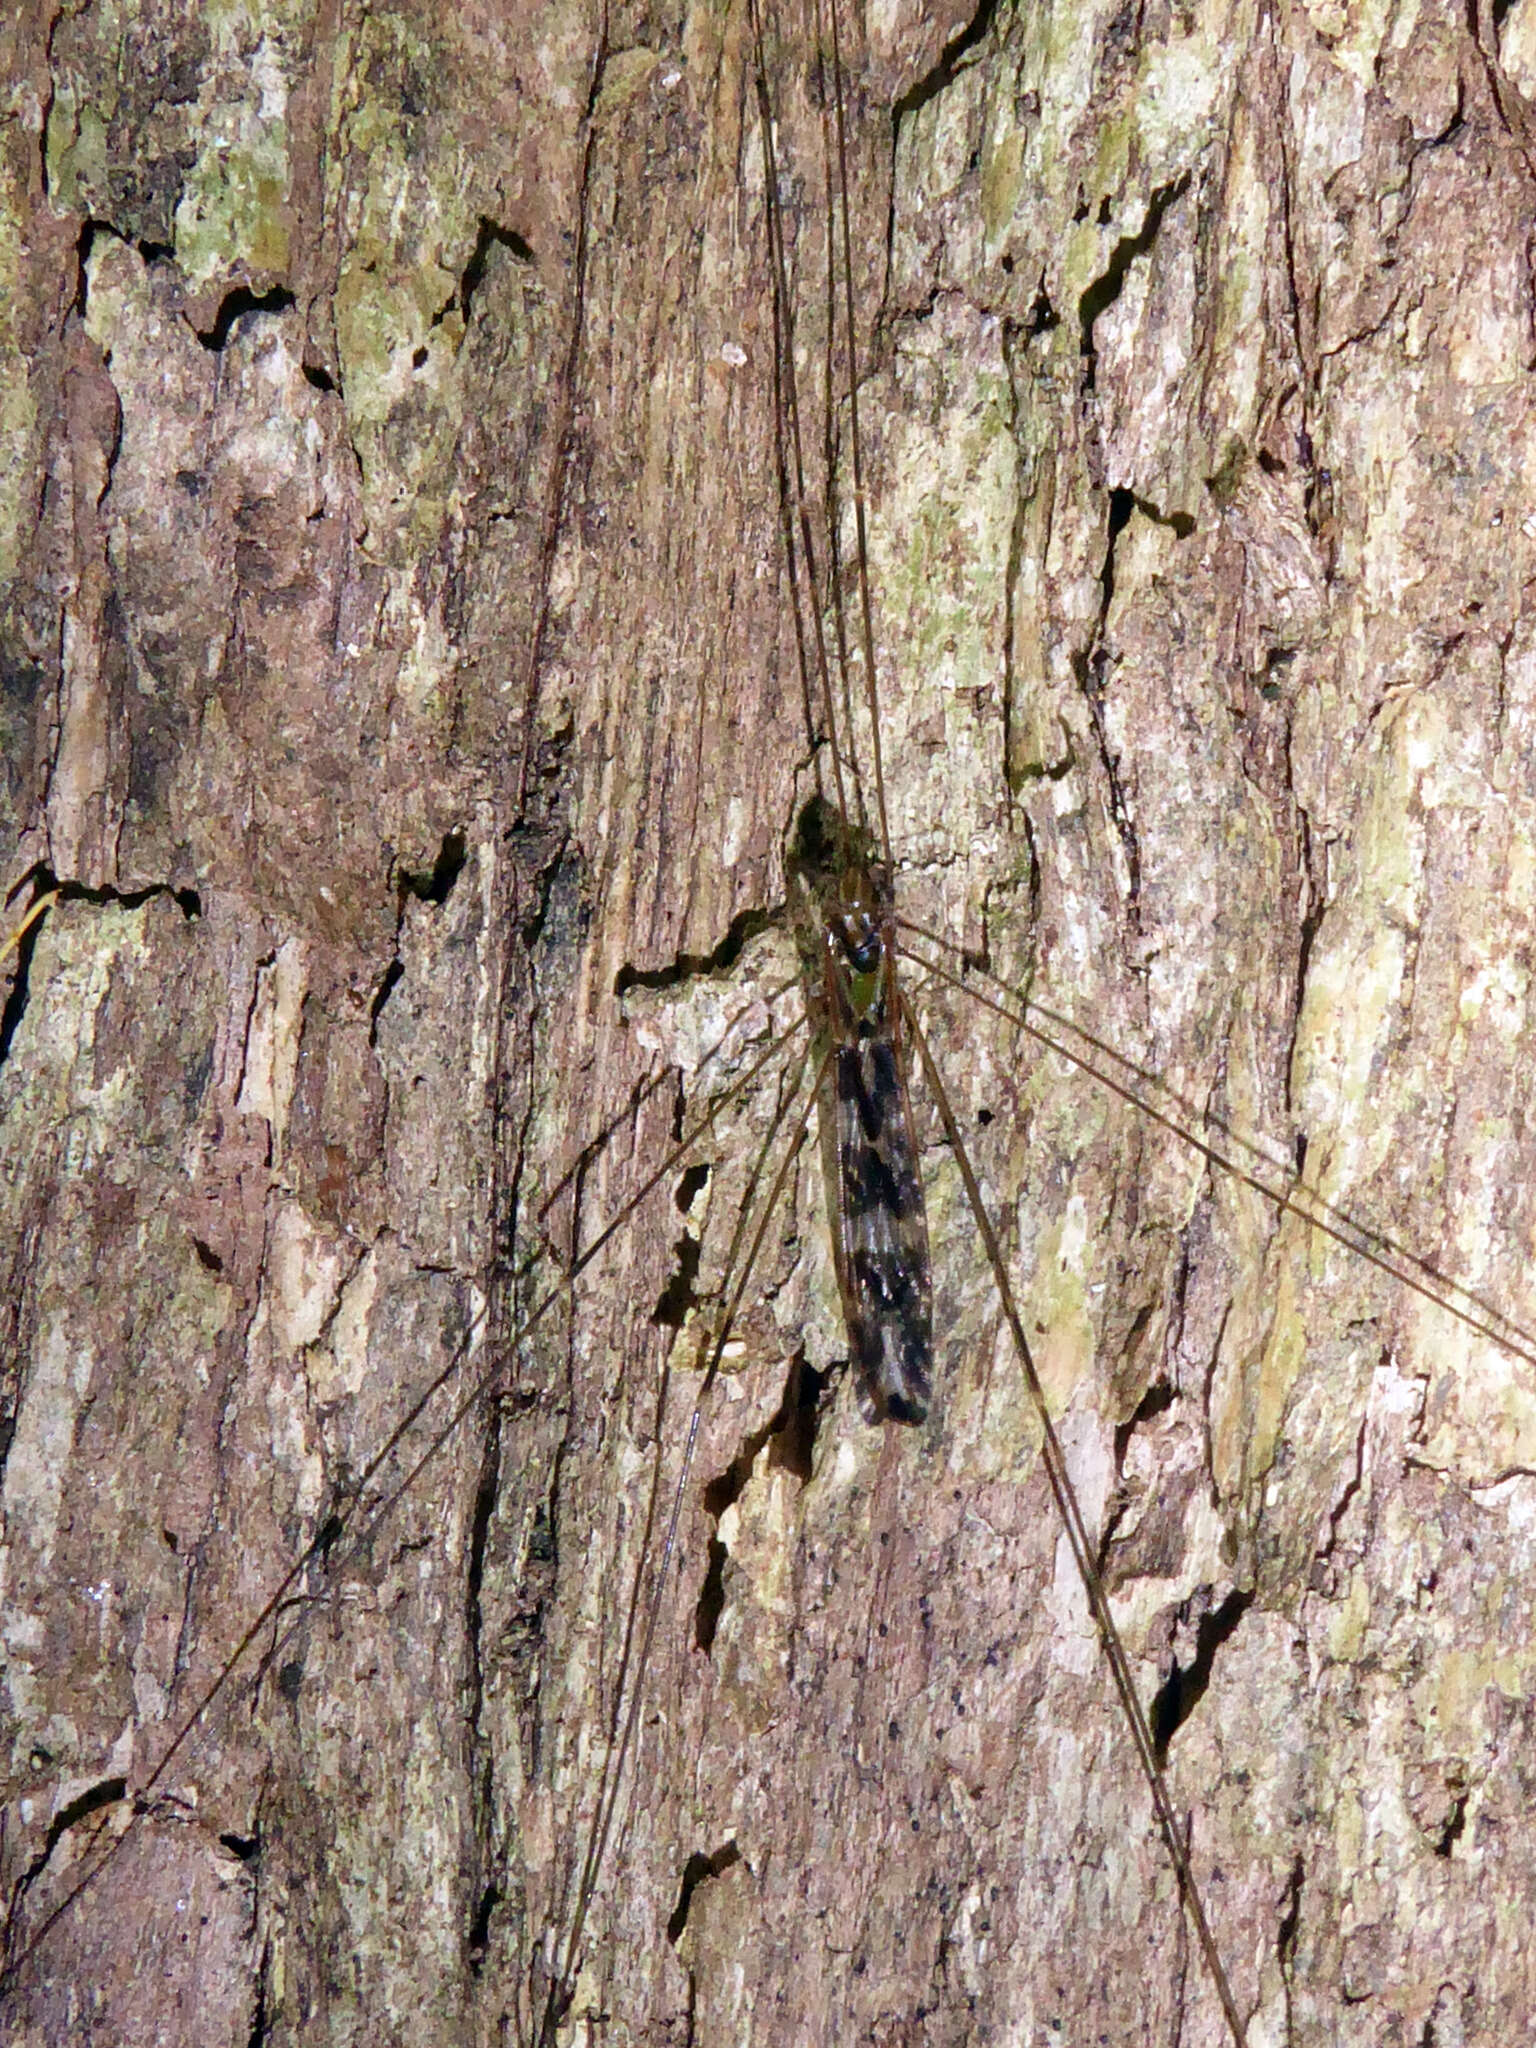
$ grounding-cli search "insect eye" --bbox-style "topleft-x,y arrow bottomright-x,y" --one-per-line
840,920 -> 881,974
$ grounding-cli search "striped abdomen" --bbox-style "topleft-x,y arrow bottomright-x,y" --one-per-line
820,874 -> 933,1424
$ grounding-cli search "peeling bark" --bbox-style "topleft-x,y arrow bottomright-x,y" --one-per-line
4,2 -> 1536,2045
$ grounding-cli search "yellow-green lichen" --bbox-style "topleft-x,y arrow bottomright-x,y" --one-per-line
1289,701 -> 1426,1206
44,86 -> 109,216
1,1313 -> 96,1567
1211,1241 -> 1309,1497
980,122 -> 1026,248
1132,32 -> 1222,163
882,378 -> 1015,692
0,158 -> 37,582
1327,1563 -> 1372,1662
1025,1192 -> 1097,1415
0,905 -> 145,1127
173,39 -> 292,284
595,43 -> 661,118
332,238 -> 459,429
319,15 -> 494,557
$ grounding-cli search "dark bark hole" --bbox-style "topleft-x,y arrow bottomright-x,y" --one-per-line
765,1353 -> 827,1484
1435,1791 -> 1467,1857
399,830 -> 467,906
220,1831 -> 259,1862
72,219 -> 96,317
0,891 -> 48,1067
193,284 -> 298,351
466,1882 -> 502,1972
694,1536 -> 729,1652
1098,487 -> 1136,618
1277,1852 -> 1304,1964
675,1163 -> 710,1213
694,1352 -> 824,1649
666,1841 -> 740,1943
1261,646 -> 1296,701
43,1776 -> 127,1858
1150,1587 -> 1253,1761
1113,1373 -> 1173,1468
612,901 -> 776,1000
246,1946 -> 272,2048
368,960 -> 404,1042
651,1229 -> 702,1329
526,1500 -> 555,1565
1077,172 -> 1190,387
459,216 -> 535,323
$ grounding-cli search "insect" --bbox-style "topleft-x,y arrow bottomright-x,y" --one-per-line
7,4 -> 1536,2047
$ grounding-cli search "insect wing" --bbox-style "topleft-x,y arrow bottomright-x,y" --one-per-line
827,1012 -> 933,1423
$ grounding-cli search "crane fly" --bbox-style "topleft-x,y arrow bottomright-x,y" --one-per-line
525,2 -> 1250,2034
6,3 -> 1536,2047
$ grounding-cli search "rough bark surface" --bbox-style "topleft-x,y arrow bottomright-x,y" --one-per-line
4,2 -> 1536,2045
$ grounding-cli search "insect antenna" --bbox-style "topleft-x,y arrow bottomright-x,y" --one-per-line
822,0 -> 890,866
750,0 -> 865,840
902,991 -> 1251,2048
900,927 -> 1536,1375
536,1039 -> 826,2043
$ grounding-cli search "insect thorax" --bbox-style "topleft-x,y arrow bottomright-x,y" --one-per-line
787,793 -> 894,1042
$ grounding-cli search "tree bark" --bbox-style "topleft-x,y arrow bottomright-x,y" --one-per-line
4,2 -> 1536,2045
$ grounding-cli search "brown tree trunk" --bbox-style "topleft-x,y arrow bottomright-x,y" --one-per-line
5,3 -> 1536,2045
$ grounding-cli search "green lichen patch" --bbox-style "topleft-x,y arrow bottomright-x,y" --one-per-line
0,154 -> 38,585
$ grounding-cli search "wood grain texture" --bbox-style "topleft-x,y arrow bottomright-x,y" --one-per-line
5,2 -> 1536,2044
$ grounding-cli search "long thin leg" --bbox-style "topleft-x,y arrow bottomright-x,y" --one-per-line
903,990 -> 1250,2048
538,1041 -> 830,2042
900,929 -> 1536,1372
1,1008 -> 810,1997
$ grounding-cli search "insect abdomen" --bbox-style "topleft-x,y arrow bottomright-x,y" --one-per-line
833,1033 -> 933,1423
